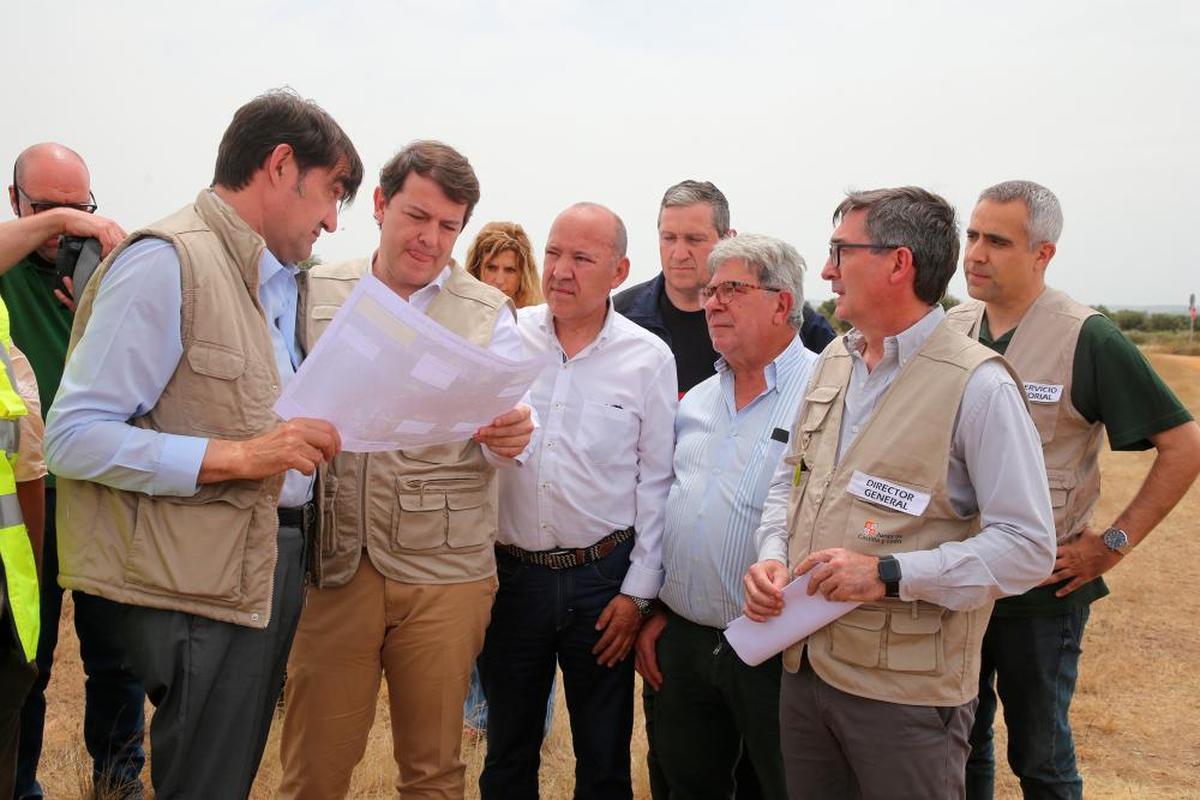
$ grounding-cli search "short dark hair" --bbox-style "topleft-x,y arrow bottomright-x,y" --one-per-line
833,187 -> 959,306
212,88 -> 364,204
379,140 -> 481,225
659,180 -> 731,236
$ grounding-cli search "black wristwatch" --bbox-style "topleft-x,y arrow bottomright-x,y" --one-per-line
877,555 -> 902,599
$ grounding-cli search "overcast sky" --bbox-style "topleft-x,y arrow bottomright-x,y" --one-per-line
6,1 -> 1197,307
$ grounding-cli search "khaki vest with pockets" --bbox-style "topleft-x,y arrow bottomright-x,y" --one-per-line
301,259 -> 515,586
57,189 -> 286,629
945,289 -> 1102,541
784,319 -> 1019,706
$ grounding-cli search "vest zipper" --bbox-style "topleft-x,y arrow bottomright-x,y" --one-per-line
359,452 -> 370,553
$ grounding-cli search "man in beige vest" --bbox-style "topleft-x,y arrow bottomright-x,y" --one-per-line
44,90 -> 364,798
279,140 -> 534,800
742,187 -> 1056,800
948,180 -> 1200,800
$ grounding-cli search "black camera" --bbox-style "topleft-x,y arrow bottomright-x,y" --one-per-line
55,235 -> 102,299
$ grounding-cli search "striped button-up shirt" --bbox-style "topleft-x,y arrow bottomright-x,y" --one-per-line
658,334 -> 819,628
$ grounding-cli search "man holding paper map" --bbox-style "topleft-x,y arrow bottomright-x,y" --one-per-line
743,187 -> 1056,800
279,141 -> 534,799
634,234 -> 818,800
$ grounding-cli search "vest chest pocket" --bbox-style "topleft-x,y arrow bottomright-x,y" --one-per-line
1024,383 -> 1062,446
182,342 -> 256,435
800,386 -> 841,435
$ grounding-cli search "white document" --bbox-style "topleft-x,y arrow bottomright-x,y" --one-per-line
275,273 -> 549,452
724,574 -> 861,667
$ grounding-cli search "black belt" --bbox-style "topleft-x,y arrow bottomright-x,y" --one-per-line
497,527 -> 635,570
278,502 -> 315,530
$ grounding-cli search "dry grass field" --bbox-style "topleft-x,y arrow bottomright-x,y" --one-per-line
30,353 -> 1200,798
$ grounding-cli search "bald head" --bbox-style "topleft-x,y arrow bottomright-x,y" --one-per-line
559,202 -> 627,261
10,142 -> 94,260
13,142 -> 89,188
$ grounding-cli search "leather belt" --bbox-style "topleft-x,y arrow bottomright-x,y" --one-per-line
278,502 -> 315,530
497,527 -> 635,570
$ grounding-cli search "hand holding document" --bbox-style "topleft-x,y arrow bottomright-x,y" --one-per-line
725,573 -> 861,667
276,274 -> 548,452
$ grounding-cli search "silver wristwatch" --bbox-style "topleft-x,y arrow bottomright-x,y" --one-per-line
623,594 -> 653,617
1101,526 -> 1132,556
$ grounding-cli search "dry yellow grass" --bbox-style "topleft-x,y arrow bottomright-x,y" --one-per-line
30,353 -> 1200,798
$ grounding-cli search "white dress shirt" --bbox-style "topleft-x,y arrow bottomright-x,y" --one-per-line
498,303 -> 678,599
755,307 -> 1055,610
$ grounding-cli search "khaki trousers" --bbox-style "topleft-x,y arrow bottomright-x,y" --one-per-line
279,557 -> 497,799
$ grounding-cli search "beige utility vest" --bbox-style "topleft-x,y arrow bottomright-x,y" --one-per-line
57,190 -> 285,629
784,320 -> 1016,706
945,289 -> 1102,541
301,259 -> 514,587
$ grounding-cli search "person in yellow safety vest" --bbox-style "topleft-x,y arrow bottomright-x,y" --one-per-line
0,294 -> 40,800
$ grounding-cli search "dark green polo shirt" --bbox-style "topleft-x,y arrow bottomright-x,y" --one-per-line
0,255 -> 74,486
980,313 -> 1193,617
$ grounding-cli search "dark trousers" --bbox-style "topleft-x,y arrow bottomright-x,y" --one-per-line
116,523 -> 305,799
478,538 -> 635,800
16,488 -> 145,799
646,611 -> 786,800
780,655 -> 976,800
646,689 -> 766,800
1,613 -> 37,800
966,608 -> 1089,800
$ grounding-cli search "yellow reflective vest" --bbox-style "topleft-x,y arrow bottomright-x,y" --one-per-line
0,295 -> 38,662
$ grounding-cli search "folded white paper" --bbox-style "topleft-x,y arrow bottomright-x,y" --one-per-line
724,574 -> 861,666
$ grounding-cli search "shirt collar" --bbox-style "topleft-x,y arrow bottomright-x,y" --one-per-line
538,298 -> 617,354
259,248 -> 298,287
714,332 -> 807,394
843,305 -> 945,369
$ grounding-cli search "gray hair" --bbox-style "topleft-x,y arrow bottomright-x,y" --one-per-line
659,180 -> 731,237
978,180 -> 1063,247
707,233 -> 807,329
833,186 -> 959,306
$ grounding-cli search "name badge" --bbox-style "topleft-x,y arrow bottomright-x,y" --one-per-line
1024,382 -> 1064,404
847,471 -> 931,517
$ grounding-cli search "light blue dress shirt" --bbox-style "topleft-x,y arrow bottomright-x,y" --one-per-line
45,237 -> 314,506
658,335 -> 819,628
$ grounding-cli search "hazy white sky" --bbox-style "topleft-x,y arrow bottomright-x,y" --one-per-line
6,1 -> 1197,306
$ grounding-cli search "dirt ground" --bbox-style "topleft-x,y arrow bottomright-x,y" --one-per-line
28,353 -> 1200,798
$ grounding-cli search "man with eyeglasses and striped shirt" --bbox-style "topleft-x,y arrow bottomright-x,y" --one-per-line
633,234 -> 819,800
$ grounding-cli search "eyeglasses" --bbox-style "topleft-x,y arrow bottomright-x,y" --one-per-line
14,185 -> 98,215
700,280 -> 782,304
828,242 -> 901,268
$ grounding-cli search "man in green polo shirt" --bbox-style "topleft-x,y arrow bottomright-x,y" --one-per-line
946,180 -> 1200,800
2,143 -> 145,799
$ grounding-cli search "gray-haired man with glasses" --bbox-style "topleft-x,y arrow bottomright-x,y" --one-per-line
634,233 -> 819,800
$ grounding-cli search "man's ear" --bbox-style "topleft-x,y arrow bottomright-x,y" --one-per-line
8,185 -> 19,217
1034,241 -> 1057,272
725,228 -> 737,239
888,245 -> 916,288
264,144 -> 296,188
777,289 -> 796,326
611,255 -> 631,290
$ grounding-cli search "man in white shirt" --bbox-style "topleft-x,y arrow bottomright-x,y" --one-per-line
478,202 -> 678,800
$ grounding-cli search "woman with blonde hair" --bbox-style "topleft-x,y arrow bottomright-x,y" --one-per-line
464,221 -> 543,308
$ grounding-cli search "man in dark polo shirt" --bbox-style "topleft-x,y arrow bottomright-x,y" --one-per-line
614,180 -> 835,396
947,180 -> 1200,799
2,143 -> 145,799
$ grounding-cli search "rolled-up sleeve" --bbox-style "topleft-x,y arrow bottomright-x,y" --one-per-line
10,344 -> 47,482
44,239 -> 209,496
896,362 -> 1056,610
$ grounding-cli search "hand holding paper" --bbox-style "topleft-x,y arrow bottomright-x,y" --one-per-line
725,573 -> 861,667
